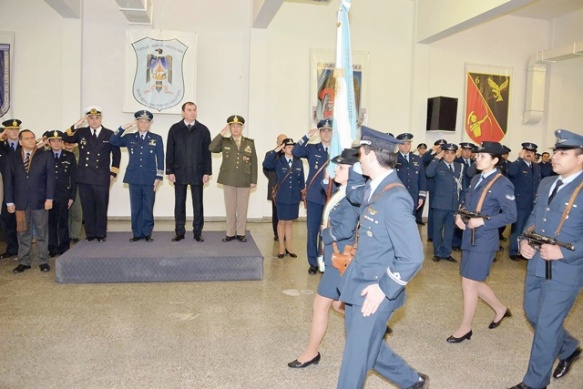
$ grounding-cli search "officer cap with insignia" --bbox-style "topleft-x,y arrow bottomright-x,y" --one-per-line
553,129 -> 583,150
227,115 -> 245,125
417,143 -> 427,149
359,126 -> 402,152
502,145 -> 511,154
134,110 -> 153,121
441,143 -> 458,152
396,133 -> 414,141
331,147 -> 360,166
459,142 -> 474,150
2,119 -> 22,129
47,130 -> 64,140
521,142 -> 538,152
282,138 -> 295,146
84,106 -> 102,116
476,141 -> 506,156
434,139 -> 447,146
42,130 -> 51,138
317,118 -> 333,131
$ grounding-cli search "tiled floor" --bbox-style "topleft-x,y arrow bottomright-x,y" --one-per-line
0,220 -> 581,388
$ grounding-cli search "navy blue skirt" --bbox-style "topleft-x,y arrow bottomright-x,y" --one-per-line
317,264 -> 341,300
277,202 -> 300,221
459,249 -> 497,282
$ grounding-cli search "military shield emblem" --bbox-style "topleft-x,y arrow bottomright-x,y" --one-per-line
0,43 -> 10,118
131,37 -> 187,112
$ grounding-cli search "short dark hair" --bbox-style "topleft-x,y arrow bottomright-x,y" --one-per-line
361,145 -> 398,168
18,129 -> 34,140
181,102 -> 197,111
541,152 -> 550,157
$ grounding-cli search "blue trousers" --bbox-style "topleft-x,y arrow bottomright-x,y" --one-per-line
522,273 -> 581,388
306,200 -> 324,267
431,208 -> 455,258
510,206 -> 532,256
130,184 -> 156,238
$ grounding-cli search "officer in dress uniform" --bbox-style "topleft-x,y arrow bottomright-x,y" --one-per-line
507,142 -> 542,260
64,141 -> 82,243
426,143 -> 464,262
539,151 -> 555,178
338,126 -> 428,389
0,119 -> 22,259
510,129 -> 583,389
423,138 -> 447,242
110,110 -> 164,242
414,142 -> 429,225
62,107 -> 121,242
293,118 -> 332,275
263,134 -> 288,241
452,142 -> 477,250
209,115 -> 258,242
395,133 -> 427,216
46,130 -> 77,256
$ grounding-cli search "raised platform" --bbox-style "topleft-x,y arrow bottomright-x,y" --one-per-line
55,231 -> 264,284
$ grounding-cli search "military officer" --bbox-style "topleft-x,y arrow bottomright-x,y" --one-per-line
62,107 -> 121,242
209,115 -> 258,242
452,142 -> 477,250
47,130 -> 77,256
510,129 -> 583,389
263,134 -> 288,241
338,126 -> 428,389
63,141 -> 82,243
395,133 -> 427,215
0,119 -> 22,259
293,118 -> 332,275
426,143 -> 464,262
507,142 -> 542,260
110,110 -> 164,242
539,151 -> 555,178
423,138 -> 447,242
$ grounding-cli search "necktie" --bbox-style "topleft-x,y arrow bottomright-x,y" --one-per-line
11,143 -> 16,151
548,179 -> 563,205
55,153 -> 59,160
141,134 -> 145,141
92,129 -> 97,140
475,174 -> 485,188
448,164 -> 454,172
363,183 -> 372,205
405,154 -> 409,163
24,152 -> 30,172
187,124 -> 192,130
288,159 -> 292,167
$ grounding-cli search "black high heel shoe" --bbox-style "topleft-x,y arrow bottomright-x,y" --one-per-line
277,252 -> 285,258
446,330 -> 472,343
489,308 -> 512,329
286,249 -> 297,258
288,352 -> 320,368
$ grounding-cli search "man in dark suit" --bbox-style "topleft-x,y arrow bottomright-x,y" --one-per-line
47,130 -> 77,256
395,133 -> 426,216
507,142 -> 542,260
4,130 -> 55,273
62,107 -> 121,242
263,134 -> 287,241
0,119 -> 22,258
539,151 -> 555,178
510,129 -> 583,389
338,126 -> 428,389
166,101 -> 212,242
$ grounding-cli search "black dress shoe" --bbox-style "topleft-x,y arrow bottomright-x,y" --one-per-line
97,237 -> 106,242
288,352 -> 320,368
13,264 -> 31,273
222,235 -> 235,242
510,254 -> 523,261
286,249 -> 297,258
277,252 -> 285,258
308,265 -> 318,275
385,325 -> 393,335
489,308 -> 512,329
145,236 -> 153,242
129,236 -> 143,242
48,252 -> 57,258
237,235 -> 247,242
500,236 -> 508,241
406,373 -> 429,389
427,238 -> 433,243
172,234 -> 185,242
71,238 -> 80,244
507,383 -> 545,389
0,252 -> 17,259
86,237 -> 95,242
446,330 -> 472,343
39,264 -> 50,272
416,221 -> 426,226
499,246 -> 505,251
274,235 -> 279,241
553,346 -> 581,379
444,256 -> 458,263
432,256 -> 441,262
193,234 -> 204,242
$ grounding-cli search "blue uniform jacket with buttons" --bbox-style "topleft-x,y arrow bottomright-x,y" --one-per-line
110,128 -> 164,185
525,174 -> 583,287
426,159 -> 464,211
262,151 -> 305,205
320,190 -> 360,268
339,169 -> 424,308
52,150 -> 77,202
460,171 -> 517,252
455,156 -> 476,190
292,135 -> 328,205
507,158 -> 542,210
396,152 -> 426,205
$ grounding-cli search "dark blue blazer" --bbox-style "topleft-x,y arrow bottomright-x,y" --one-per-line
396,152 -> 426,205
262,151 -> 305,205
4,148 -> 55,210
425,159 -> 464,211
292,135 -> 328,205
507,158 -> 542,210
52,150 -> 77,202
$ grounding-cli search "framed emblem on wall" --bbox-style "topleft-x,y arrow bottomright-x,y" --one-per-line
0,31 -> 14,119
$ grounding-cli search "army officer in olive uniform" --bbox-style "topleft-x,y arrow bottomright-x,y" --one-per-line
110,110 -> 164,242
209,115 -> 258,242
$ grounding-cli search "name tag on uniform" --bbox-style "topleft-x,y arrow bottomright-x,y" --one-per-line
224,146 -> 231,150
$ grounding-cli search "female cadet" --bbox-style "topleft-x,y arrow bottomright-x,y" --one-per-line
288,148 -> 360,369
263,138 -> 304,258
448,141 -> 517,343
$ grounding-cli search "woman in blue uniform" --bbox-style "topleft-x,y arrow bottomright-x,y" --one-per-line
263,138 -> 305,258
288,148 -> 360,368
448,141 -> 517,343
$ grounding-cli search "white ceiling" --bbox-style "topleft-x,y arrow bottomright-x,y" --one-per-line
510,0 -> 583,20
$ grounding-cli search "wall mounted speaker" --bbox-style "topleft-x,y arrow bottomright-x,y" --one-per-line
426,96 -> 458,132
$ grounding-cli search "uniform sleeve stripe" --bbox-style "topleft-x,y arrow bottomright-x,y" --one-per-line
387,267 -> 407,286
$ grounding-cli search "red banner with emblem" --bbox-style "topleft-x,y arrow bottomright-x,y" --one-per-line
465,72 -> 510,143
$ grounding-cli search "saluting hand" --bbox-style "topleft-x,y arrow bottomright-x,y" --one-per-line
74,115 -> 87,129
307,128 -> 318,138
220,125 -> 230,137
360,284 -> 386,317
123,120 -> 136,130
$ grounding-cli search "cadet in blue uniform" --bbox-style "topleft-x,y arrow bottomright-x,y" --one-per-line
414,142 -> 429,224
425,143 -> 464,262
395,133 -> 426,215
263,138 -> 305,258
448,142 -> 517,343
293,119 -> 332,275
423,138 -> 447,242
510,130 -> 583,389
46,130 -> 77,256
263,134 -> 288,241
452,142 -> 477,250
110,110 -> 164,242
337,126 -> 428,389
62,107 -> 121,242
288,148 -> 359,370
539,151 -> 555,178
507,142 -> 542,260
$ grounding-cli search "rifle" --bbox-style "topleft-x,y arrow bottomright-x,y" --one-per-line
519,231 -> 575,280
457,208 -> 491,246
